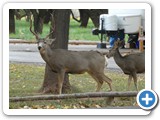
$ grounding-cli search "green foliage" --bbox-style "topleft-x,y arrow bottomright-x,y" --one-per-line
9,18 -> 99,41
9,63 -> 145,109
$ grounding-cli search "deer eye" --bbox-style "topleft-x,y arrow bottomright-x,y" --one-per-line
44,41 -> 47,44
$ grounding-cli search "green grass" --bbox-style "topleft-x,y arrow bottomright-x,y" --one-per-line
9,18 -> 99,41
69,19 -> 98,41
9,63 -> 145,109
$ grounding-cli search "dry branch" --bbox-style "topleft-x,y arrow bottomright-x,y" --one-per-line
10,91 -> 138,102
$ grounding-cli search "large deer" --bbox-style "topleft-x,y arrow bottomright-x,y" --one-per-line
30,20 -> 112,94
107,39 -> 145,91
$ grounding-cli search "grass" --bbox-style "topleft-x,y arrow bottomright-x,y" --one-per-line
9,18 -> 99,41
9,63 -> 145,109
69,19 -> 98,41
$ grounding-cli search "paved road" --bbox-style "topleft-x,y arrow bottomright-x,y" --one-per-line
9,43 -> 121,70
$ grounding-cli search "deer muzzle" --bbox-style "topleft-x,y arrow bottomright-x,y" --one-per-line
38,46 -> 42,50
106,52 -> 111,58
37,42 -> 44,50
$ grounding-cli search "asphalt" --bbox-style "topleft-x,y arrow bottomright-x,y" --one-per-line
9,39 -> 140,71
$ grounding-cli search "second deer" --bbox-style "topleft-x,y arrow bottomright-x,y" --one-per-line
107,39 -> 145,91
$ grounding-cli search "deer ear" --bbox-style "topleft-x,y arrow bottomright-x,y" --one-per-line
114,40 -> 119,46
116,38 -> 122,46
47,38 -> 56,45
117,38 -> 121,42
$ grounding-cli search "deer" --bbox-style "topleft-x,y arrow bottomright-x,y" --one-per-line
30,20 -> 112,94
107,39 -> 145,91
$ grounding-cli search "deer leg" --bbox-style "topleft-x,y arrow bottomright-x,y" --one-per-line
88,72 -> 103,92
132,72 -> 138,91
92,72 -> 112,91
57,70 -> 65,94
101,74 -> 112,91
127,75 -> 132,91
96,80 -> 103,92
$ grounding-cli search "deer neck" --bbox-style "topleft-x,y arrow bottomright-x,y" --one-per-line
113,48 -> 124,67
39,44 -> 53,63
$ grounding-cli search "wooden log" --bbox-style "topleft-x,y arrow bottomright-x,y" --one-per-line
10,91 -> 138,102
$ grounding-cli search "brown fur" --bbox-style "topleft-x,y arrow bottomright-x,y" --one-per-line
107,39 -> 145,91
38,40 -> 112,94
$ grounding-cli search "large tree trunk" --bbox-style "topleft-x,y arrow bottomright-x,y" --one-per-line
9,9 -> 15,34
40,9 -> 71,94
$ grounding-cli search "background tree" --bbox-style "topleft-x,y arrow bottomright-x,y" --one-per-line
89,9 -> 108,27
9,9 -> 15,34
43,9 -> 53,24
9,9 -> 31,34
39,9 -> 71,94
30,9 -> 48,34
79,9 -> 90,27
78,9 -> 108,28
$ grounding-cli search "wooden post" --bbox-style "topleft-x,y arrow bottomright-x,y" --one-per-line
138,26 -> 145,52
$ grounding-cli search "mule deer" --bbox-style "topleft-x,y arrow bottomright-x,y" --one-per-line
107,39 -> 145,91
30,20 -> 112,94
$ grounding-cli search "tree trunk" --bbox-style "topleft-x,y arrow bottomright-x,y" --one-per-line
89,9 -> 108,28
9,9 -> 15,34
79,9 -> 90,27
40,9 -> 71,94
24,9 -> 31,22
79,9 -> 108,28
43,10 -> 52,24
31,9 -> 47,34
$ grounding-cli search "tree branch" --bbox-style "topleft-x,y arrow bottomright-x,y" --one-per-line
70,10 -> 81,23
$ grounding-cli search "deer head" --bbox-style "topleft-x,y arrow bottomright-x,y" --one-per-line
30,17 -> 54,51
107,39 -> 123,58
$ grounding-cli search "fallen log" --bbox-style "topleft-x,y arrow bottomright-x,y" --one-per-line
10,91 -> 138,102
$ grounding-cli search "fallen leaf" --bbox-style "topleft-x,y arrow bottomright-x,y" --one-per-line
73,105 -> 77,109
80,105 -> 85,109
95,104 -> 101,108
23,106 -> 30,109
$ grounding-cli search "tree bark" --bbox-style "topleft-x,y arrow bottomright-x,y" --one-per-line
89,9 -> 108,28
79,9 -> 108,28
43,10 -> 52,24
31,9 -> 47,34
79,9 -> 90,27
9,9 -> 15,34
40,9 -> 71,94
